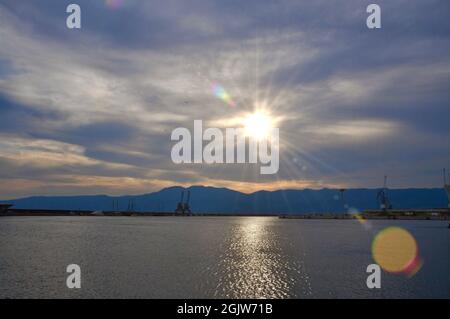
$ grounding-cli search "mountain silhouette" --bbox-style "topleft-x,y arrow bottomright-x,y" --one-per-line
2,186 -> 449,214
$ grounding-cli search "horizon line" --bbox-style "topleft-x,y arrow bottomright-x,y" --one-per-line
2,184 -> 448,201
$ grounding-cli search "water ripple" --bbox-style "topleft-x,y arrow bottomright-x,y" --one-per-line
213,218 -> 311,298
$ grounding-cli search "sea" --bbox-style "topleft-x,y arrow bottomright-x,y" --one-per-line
0,216 -> 449,299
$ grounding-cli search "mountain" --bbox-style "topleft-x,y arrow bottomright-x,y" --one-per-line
1,186 -> 449,214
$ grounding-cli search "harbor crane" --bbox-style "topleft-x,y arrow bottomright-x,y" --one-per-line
127,199 -> 135,212
377,175 -> 392,212
175,190 -> 192,215
339,188 -> 348,210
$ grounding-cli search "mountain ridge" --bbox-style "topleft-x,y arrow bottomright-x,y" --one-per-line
2,186 -> 449,214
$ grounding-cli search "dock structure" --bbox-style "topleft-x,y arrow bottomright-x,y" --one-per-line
363,208 -> 450,219
0,204 -> 13,215
279,209 -> 450,220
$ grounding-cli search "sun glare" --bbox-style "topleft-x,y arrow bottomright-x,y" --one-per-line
243,111 -> 275,140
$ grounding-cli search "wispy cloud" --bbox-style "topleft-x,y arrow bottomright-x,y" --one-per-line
0,1 -> 449,198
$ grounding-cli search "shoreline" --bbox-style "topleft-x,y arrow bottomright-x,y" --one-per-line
1,208 -> 449,221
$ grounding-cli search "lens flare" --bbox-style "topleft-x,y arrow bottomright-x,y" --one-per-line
105,0 -> 124,9
354,214 -> 367,224
348,207 -> 371,230
212,84 -> 236,107
372,227 -> 423,277
243,111 -> 274,141
349,208 -> 368,224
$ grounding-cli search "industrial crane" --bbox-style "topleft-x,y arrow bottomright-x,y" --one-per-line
175,190 -> 192,215
377,175 -> 392,212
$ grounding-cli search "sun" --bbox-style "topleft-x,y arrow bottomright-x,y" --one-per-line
243,111 -> 275,140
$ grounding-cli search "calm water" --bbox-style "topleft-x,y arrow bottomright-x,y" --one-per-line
0,216 -> 449,299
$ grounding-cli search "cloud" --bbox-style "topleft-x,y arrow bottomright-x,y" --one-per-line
0,1 -> 449,198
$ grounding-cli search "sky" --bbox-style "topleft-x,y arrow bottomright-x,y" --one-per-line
0,0 -> 449,199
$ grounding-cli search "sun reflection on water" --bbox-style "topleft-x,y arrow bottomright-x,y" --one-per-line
214,218 -> 309,298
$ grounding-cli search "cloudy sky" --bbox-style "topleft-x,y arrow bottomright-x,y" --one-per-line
0,0 -> 449,199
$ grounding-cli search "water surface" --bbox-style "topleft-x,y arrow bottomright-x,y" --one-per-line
0,217 -> 448,298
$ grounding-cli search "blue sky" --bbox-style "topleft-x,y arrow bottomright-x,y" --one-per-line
0,0 -> 449,198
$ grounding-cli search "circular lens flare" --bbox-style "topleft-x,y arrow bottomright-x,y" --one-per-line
372,227 -> 422,276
